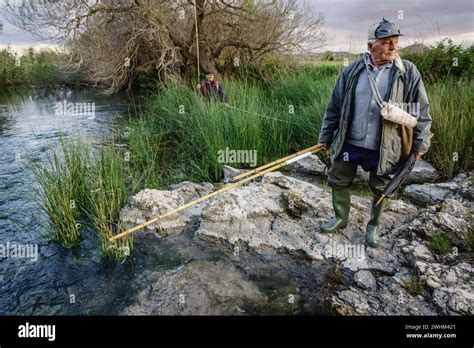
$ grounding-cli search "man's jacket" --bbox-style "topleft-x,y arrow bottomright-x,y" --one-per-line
318,54 -> 432,175
200,79 -> 228,103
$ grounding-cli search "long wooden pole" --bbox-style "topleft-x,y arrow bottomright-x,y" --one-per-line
231,143 -> 324,181
109,146 -> 324,242
193,0 -> 200,84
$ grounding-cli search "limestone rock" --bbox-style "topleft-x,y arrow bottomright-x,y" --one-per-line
120,182 -> 214,236
354,166 -> 369,183
354,270 -> 377,291
396,199 -> 472,249
432,286 -> 474,315
415,261 -> 473,315
404,159 -> 439,184
404,173 -> 473,209
288,154 -> 327,176
120,170 -> 473,316
222,165 -> 246,182
404,182 -> 458,206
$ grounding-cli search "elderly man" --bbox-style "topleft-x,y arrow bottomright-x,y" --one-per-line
197,69 -> 229,104
318,18 -> 432,247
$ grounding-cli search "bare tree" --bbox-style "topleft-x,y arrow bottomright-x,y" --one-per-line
4,0 -> 325,93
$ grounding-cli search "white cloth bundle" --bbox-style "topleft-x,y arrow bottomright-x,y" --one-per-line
364,53 -> 417,129
380,102 -> 417,128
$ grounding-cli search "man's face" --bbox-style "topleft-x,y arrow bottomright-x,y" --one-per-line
207,73 -> 214,81
369,36 -> 399,63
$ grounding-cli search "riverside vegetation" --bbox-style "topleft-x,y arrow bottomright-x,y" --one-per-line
28,41 -> 473,260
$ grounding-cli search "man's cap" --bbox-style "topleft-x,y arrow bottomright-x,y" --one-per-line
368,18 -> 403,40
205,69 -> 213,75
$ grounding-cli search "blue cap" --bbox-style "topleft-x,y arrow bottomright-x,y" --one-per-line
368,18 -> 403,40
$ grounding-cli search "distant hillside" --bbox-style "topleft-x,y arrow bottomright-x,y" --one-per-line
297,42 -> 430,62
297,51 -> 362,61
400,42 -> 429,53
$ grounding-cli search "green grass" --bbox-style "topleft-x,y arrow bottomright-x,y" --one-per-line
128,65 -> 472,185
424,78 -> 474,178
86,142 -> 138,261
400,39 -> 473,84
428,234 -> 453,255
31,60 -> 473,260
30,137 -> 135,261
125,70 -> 336,185
404,275 -> 427,296
30,138 -> 89,246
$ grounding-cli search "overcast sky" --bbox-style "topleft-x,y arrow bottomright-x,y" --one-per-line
0,0 -> 473,53
311,0 -> 474,52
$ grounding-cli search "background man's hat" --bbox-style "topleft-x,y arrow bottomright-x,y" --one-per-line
368,18 -> 403,40
205,69 -> 213,75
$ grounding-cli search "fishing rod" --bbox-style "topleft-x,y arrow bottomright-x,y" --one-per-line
231,143 -> 324,181
109,144 -> 325,242
193,0 -> 200,86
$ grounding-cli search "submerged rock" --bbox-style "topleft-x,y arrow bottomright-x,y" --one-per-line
122,260 -> 266,315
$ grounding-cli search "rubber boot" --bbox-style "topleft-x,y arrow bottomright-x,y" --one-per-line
365,196 -> 388,248
320,188 -> 350,233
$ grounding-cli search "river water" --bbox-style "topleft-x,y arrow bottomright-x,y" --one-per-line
0,88 -> 335,315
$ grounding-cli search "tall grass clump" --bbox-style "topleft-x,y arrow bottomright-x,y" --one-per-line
31,137 -> 135,261
126,67 -> 337,184
425,78 -> 473,178
123,117 -> 167,189
400,39 -> 474,178
266,67 -> 338,151
128,80 -> 282,183
428,234 -> 453,255
31,138 -> 89,246
86,143 -> 135,261
150,81 -> 285,182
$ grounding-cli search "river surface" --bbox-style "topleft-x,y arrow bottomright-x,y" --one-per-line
0,88 -> 335,315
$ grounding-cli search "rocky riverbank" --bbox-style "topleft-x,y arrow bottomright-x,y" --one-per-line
119,158 -> 473,315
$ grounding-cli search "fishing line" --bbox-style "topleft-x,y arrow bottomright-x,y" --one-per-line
224,104 -> 318,128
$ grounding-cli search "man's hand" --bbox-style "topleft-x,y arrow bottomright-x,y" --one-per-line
321,143 -> 331,150
224,103 -> 230,107
196,84 -> 201,91
415,152 -> 424,160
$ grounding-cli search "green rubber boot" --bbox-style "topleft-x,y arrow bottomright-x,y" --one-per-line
365,196 -> 388,248
320,188 -> 350,233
